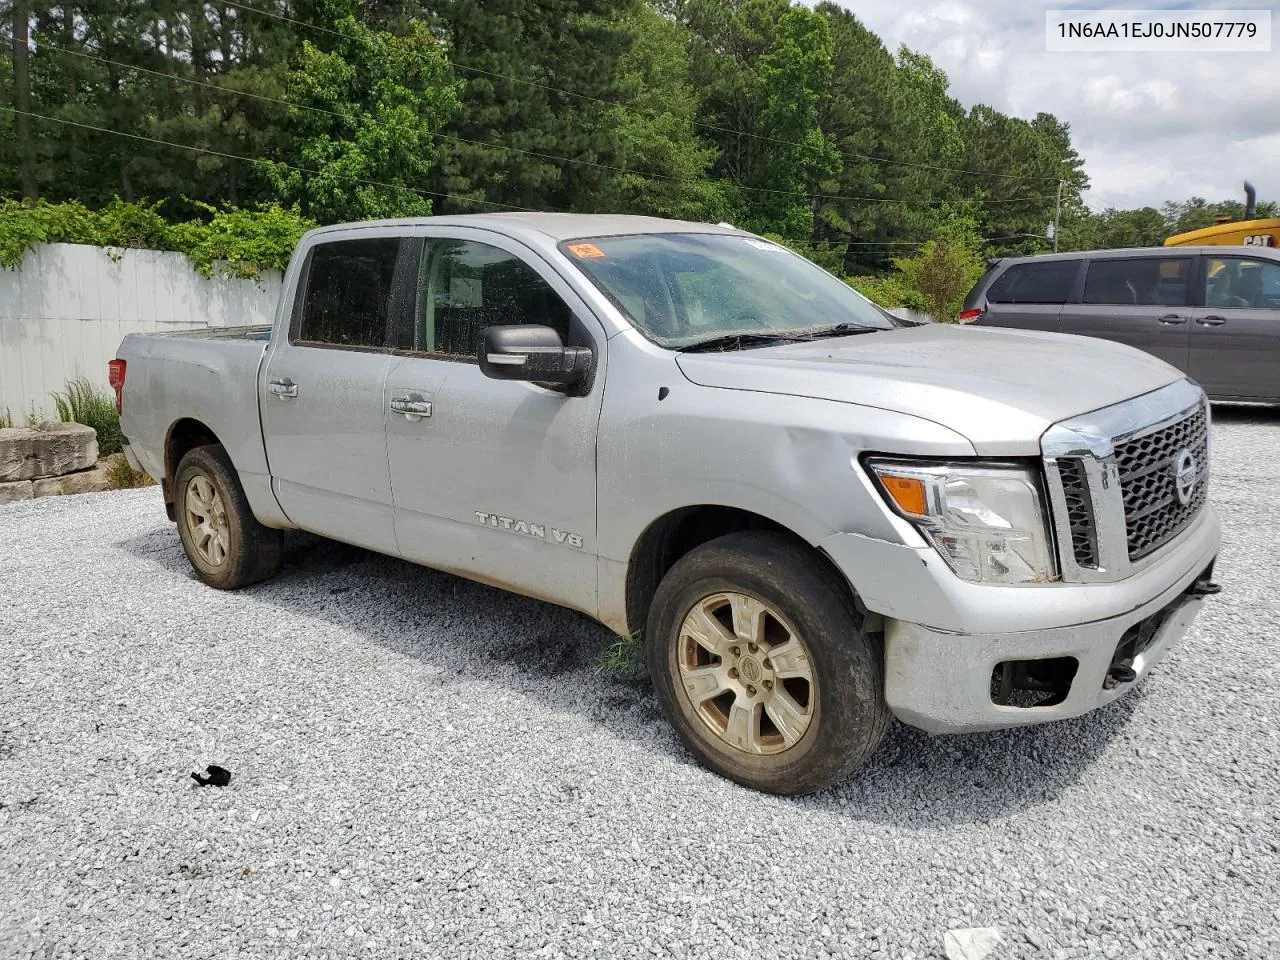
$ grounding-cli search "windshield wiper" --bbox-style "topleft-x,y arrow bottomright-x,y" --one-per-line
801,322 -> 884,339
679,333 -> 809,353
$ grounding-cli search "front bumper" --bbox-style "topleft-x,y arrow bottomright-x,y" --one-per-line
820,503 -> 1220,734
883,572 -> 1208,733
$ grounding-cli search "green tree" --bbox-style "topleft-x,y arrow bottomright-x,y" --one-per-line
959,107 -> 1086,256
262,13 -> 458,222
426,0 -> 640,213
891,210 -> 985,322
1060,206 -> 1166,251
680,0 -> 838,239
813,10 -> 975,274
591,3 -> 728,220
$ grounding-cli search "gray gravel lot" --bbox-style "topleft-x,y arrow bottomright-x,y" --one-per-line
2,409 -> 1279,960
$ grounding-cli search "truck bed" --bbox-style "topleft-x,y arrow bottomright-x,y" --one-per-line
141,324 -> 272,342
116,327 -> 275,517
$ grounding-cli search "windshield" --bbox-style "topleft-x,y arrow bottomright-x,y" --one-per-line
559,233 -> 894,348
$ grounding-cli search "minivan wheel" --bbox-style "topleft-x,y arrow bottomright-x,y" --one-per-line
174,444 -> 282,589
647,531 -> 890,795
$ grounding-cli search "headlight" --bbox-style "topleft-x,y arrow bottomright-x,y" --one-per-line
866,459 -> 1057,585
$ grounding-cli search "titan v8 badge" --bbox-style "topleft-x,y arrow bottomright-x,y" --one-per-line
475,512 -> 584,549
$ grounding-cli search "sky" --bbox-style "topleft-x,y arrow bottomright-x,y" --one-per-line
836,0 -> 1280,212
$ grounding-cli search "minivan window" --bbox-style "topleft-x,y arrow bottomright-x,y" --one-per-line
985,260 -> 1078,304
1204,257 -> 1280,309
1083,257 -> 1191,307
296,238 -> 401,348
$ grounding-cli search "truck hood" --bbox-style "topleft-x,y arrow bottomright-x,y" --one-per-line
675,324 -> 1184,455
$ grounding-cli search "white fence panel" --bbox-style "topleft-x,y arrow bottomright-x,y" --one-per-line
0,243 -> 281,421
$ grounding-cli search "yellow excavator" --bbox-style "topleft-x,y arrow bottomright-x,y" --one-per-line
1165,182 -> 1279,248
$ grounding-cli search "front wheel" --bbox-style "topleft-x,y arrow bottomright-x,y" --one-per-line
646,531 -> 890,795
174,444 -> 282,590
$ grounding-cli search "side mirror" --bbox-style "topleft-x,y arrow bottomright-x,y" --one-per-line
479,325 -> 593,389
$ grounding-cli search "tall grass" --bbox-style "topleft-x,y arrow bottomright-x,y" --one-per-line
51,378 -> 121,455
0,408 -> 11,429
103,453 -> 155,489
597,631 -> 646,673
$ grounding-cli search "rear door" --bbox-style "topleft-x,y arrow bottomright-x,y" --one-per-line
977,259 -> 1079,332
1058,255 -> 1194,372
259,235 -> 411,554
382,229 -> 605,616
1189,254 -> 1280,401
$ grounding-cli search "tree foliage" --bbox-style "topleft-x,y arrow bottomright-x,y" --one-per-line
1060,196 -> 1279,252
0,197 -> 315,275
890,211 -> 986,322
261,15 -> 457,222
3,0 -> 1248,314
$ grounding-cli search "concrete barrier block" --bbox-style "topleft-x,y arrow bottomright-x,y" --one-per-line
32,461 -> 113,498
0,423 -> 99,481
0,479 -> 34,503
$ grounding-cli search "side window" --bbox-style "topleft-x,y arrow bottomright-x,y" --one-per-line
985,260 -> 1078,304
1082,257 -> 1190,306
415,239 -> 571,358
296,238 -> 402,348
1204,257 -> 1280,310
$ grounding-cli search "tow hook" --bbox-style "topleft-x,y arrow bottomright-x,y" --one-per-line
1190,578 -> 1222,597
1104,664 -> 1137,688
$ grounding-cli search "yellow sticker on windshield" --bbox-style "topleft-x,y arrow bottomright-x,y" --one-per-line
568,243 -> 606,259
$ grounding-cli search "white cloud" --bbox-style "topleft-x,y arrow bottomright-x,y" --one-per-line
832,0 -> 1280,209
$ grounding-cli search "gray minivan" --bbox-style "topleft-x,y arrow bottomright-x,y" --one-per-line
963,246 -> 1280,403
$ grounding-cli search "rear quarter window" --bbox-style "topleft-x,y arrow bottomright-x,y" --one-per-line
1083,257 -> 1191,306
295,238 -> 402,349
985,260 -> 1079,304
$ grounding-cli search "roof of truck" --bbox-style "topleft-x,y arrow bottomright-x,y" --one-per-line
306,212 -> 745,243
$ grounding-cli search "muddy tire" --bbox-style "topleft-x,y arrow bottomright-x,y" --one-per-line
646,531 -> 890,795
174,444 -> 282,590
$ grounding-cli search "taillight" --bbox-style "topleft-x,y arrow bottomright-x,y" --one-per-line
108,359 -> 126,415
957,307 -> 984,323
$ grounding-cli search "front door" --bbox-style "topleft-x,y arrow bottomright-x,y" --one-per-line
1058,255 -> 1194,372
1189,254 -> 1280,401
384,231 -> 605,616
259,235 -> 408,554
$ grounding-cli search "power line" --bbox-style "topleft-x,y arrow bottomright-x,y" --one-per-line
217,0 -> 1066,185
0,105 -> 528,211
8,37 -> 1061,209
5,104 -> 1060,258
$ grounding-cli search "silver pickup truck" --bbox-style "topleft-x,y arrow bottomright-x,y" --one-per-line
115,213 -> 1221,794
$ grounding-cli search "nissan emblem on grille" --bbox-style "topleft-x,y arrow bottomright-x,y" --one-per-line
1174,448 -> 1198,506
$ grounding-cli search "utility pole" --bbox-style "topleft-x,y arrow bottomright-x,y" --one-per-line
12,0 -> 37,203
1053,179 -> 1063,253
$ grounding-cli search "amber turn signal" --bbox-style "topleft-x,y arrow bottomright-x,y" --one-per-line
878,474 -> 927,516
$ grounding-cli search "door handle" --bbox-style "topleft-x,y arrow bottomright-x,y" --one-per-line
1157,314 -> 1186,325
1196,315 -> 1227,327
390,397 -> 432,421
268,378 -> 298,399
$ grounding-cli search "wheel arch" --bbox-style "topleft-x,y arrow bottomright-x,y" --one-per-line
163,418 -> 223,520
623,504 -> 863,638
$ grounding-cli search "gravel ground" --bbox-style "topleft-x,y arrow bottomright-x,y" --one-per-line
2,409 -> 1278,960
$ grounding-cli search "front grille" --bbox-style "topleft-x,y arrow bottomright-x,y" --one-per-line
1056,458 -> 1097,568
1113,405 -> 1209,561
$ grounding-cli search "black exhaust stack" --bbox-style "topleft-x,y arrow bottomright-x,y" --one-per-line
1244,181 -> 1257,220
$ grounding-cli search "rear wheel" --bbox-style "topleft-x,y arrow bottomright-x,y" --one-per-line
174,444 -> 282,589
646,531 -> 889,795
